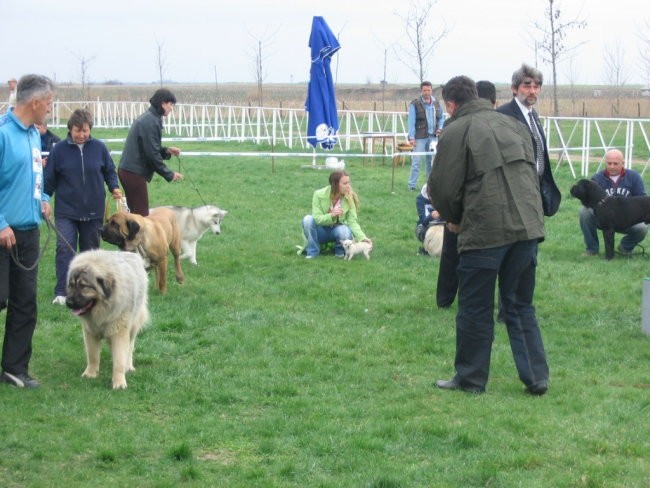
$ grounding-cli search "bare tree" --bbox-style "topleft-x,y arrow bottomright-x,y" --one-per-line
247,29 -> 278,107
563,55 -> 580,115
603,41 -> 630,115
534,0 -> 586,116
73,53 -> 96,101
394,0 -> 448,83
638,20 -> 650,87
155,37 -> 167,87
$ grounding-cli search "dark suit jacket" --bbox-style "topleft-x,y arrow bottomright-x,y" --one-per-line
496,98 -> 561,217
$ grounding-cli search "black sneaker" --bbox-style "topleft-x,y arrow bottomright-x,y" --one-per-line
0,371 -> 40,389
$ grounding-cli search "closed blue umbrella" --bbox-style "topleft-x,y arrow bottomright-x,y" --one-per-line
305,16 -> 340,150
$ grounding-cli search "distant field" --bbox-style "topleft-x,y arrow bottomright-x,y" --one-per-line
7,82 -> 650,118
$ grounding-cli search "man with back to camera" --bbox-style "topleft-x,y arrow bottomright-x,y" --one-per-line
496,64 -> 561,218
407,81 -> 444,191
0,74 -> 54,388
428,75 -> 549,395
436,80 -> 497,309
578,148 -> 647,256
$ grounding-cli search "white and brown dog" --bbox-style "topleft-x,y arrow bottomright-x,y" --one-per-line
341,239 -> 373,261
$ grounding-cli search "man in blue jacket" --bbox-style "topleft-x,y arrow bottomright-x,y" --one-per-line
0,74 -> 54,389
579,149 -> 647,256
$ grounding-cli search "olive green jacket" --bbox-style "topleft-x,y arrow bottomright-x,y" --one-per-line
428,99 -> 545,253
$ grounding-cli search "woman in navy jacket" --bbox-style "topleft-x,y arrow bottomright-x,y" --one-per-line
44,109 -> 122,304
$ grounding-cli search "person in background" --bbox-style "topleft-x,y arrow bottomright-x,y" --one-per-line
407,81 -> 444,191
578,148 -> 647,256
429,75 -> 548,396
118,88 -> 182,216
496,63 -> 561,218
301,170 -> 371,259
44,108 -> 122,305
0,74 -> 54,388
436,80 -> 497,309
415,183 -> 444,255
7,78 -> 17,108
35,121 -> 61,166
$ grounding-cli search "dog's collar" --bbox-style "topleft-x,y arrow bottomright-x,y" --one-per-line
597,195 -> 610,206
136,243 -> 147,258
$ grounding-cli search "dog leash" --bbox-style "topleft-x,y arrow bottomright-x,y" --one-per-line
175,155 -> 208,206
8,216 -> 78,271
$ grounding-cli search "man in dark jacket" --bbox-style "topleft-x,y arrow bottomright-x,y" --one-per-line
428,75 -> 549,395
496,63 -> 561,217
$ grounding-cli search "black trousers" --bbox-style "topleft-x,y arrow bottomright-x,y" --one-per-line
436,226 -> 459,308
0,228 -> 40,375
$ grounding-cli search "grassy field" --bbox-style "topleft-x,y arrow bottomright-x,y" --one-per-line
1,138 -> 649,487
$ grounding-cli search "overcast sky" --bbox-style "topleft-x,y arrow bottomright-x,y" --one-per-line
3,0 -> 648,86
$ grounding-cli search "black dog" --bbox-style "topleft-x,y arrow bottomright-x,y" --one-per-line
570,178 -> 650,259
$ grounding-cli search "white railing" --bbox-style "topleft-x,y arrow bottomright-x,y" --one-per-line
3,100 -> 649,176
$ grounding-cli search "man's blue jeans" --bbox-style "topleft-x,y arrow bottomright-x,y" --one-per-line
408,136 -> 435,190
453,239 -> 548,392
302,215 -> 352,257
579,206 -> 648,253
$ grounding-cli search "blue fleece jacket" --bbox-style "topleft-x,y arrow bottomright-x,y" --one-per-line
44,134 -> 119,220
0,109 -> 48,231
591,168 -> 646,198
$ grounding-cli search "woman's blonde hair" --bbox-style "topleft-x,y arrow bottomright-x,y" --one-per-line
329,170 -> 360,210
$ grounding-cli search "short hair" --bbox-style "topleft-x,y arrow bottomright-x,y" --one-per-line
67,108 -> 94,131
511,63 -> 543,88
420,81 -> 433,89
441,76 -> 478,106
16,74 -> 54,104
149,88 -> 177,115
476,80 -> 496,105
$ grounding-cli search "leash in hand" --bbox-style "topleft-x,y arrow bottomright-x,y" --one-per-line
175,155 -> 208,206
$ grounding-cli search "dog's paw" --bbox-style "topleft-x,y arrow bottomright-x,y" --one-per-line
82,368 -> 99,379
112,378 -> 127,390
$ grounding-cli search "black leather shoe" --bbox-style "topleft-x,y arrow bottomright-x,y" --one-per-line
524,382 -> 548,396
435,378 -> 484,394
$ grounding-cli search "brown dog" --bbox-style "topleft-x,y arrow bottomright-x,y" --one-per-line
101,209 -> 184,293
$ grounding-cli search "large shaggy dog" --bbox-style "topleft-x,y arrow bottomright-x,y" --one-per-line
66,250 -> 149,389
150,205 -> 228,265
570,178 -> 650,259
101,209 -> 184,293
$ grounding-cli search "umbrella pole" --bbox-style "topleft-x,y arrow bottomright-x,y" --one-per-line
312,148 -> 316,166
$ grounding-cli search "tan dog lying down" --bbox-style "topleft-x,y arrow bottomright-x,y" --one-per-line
423,225 -> 444,257
341,239 -> 373,260
101,209 -> 184,293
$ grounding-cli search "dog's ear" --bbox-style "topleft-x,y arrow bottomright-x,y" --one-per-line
96,276 -> 115,300
126,220 -> 141,241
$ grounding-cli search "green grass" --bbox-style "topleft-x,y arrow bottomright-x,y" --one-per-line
2,142 -> 649,487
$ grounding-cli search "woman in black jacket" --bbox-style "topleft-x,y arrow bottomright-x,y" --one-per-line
118,88 -> 183,216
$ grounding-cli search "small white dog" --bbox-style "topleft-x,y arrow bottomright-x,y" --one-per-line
341,239 -> 372,261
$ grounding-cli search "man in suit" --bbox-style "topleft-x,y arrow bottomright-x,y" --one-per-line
496,64 -> 561,217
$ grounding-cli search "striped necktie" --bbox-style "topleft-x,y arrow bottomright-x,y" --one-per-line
528,111 -> 545,175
